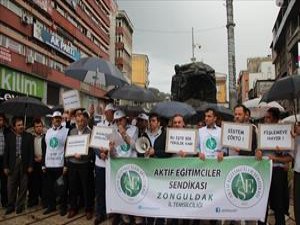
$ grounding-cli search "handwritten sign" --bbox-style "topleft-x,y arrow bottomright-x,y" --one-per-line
165,128 -> 198,154
90,126 -> 113,149
221,122 -> 253,151
258,124 -> 294,150
62,90 -> 81,110
65,134 -> 90,157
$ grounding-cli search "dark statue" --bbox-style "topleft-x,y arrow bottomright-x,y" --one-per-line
171,62 -> 217,106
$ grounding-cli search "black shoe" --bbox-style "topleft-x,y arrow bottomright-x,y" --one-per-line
5,207 -> 15,215
16,207 -> 24,214
94,215 -> 106,225
59,207 -> 67,216
43,207 -> 56,215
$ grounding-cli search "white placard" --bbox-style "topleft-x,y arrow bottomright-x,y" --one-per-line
258,124 -> 294,150
65,134 -> 90,157
90,126 -> 113,149
165,128 -> 198,154
62,90 -> 81,110
221,122 -> 253,151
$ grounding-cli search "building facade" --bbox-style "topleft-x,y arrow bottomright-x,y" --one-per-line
0,0 -> 117,111
215,72 -> 227,106
132,54 -> 149,88
237,70 -> 249,103
115,10 -> 133,83
271,0 -> 300,78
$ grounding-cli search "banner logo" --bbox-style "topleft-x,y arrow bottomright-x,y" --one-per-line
225,166 -> 263,208
206,137 -> 217,151
116,164 -> 148,203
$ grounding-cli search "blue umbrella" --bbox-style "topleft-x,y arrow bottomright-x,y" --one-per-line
64,57 -> 128,87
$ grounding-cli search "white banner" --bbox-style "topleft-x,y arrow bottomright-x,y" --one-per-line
106,157 -> 272,221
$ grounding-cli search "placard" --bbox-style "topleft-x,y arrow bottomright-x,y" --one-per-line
65,134 -> 90,157
221,122 -> 253,151
165,128 -> 198,154
258,123 -> 294,150
90,126 -> 113,149
62,90 -> 81,110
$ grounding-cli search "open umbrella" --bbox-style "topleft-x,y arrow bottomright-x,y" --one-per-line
281,114 -> 300,123
106,85 -> 157,102
195,101 -> 233,121
118,105 -> 146,117
261,75 -> 300,121
64,57 -> 128,87
0,96 -> 51,117
150,101 -> 196,118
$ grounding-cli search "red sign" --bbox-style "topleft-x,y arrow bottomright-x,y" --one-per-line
0,47 -> 11,62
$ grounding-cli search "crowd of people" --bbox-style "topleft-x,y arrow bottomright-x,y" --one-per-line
0,102 -> 299,225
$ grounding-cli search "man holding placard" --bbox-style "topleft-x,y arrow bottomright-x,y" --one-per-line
42,111 -> 69,216
256,108 -> 293,225
198,108 -> 224,161
94,103 -> 116,225
66,108 -> 94,220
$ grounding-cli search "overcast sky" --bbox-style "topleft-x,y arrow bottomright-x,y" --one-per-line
116,0 -> 279,93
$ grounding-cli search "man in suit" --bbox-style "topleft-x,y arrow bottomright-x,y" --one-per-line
3,116 -> 34,214
67,108 -> 94,220
0,113 -> 9,208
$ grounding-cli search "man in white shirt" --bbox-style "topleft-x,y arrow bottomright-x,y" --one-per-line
198,108 -> 224,161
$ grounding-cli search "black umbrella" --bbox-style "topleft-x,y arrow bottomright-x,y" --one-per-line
106,85 -> 157,102
261,75 -> 300,121
150,101 -> 196,118
195,101 -> 233,121
64,57 -> 128,87
0,96 -> 51,117
118,105 -> 146,117
261,75 -> 300,102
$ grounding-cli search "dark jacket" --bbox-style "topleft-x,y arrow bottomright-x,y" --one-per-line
4,131 -> 34,171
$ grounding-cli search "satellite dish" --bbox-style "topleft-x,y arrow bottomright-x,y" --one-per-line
275,0 -> 284,7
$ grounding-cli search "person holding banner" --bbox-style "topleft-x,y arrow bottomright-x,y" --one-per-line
66,108 -> 94,220
42,111 -> 69,216
94,103 -> 116,225
198,108 -> 224,161
256,108 -> 293,225
293,122 -> 300,225
109,110 -> 142,225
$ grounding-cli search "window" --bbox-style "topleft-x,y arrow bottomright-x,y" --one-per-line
35,51 -> 45,64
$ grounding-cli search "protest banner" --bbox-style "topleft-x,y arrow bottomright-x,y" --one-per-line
258,124 -> 294,150
65,134 -> 90,156
62,90 -> 81,110
221,122 -> 253,151
106,157 -> 272,221
165,128 -> 198,154
90,126 -> 113,149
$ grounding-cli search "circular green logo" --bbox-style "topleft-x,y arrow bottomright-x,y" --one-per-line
225,166 -> 263,208
50,137 -> 59,149
206,137 -> 217,151
116,164 -> 148,204
120,171 -> 142,197
231,173 -> 257,200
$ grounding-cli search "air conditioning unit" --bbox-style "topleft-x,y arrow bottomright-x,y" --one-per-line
22,13 -> 32,25
26,55 -> 34,64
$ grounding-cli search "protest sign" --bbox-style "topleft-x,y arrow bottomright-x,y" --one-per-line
221,122 -> 253,151
65,134 -> 90,156
258,124 -> 294,150
106,157 -> 272,221
165,128 -> 198,154
62,90 -> 81,110
90,126 -> 113,149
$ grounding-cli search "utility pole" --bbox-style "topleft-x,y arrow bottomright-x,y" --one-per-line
226,0 -> 237,109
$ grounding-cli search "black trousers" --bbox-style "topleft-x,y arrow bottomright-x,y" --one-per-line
0,156 -> 8,207
95,166 -> 106,217
294,171 -> 300,225
28,161 -> 46,205
44,168 -> 67,210
68,162 -> 94,211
